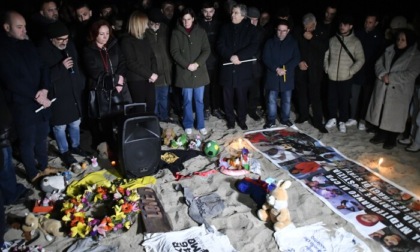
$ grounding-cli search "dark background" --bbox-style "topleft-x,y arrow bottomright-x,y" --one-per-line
1,0 -> 418,32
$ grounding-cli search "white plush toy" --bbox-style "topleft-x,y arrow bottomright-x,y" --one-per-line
40,175 -> 66,193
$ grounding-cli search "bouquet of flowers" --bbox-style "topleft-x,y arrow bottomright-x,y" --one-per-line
60,179 -> 140,238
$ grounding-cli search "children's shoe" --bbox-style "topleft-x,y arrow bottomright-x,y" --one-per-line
199,128 -> 208,135
338,122 -> 346,133
325,118 -> 337,128
185,128 -> 192,135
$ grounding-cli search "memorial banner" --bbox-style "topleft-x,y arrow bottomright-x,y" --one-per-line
244,128 -> 420,251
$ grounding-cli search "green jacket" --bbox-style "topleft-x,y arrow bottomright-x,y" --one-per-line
170,22 -> 210,88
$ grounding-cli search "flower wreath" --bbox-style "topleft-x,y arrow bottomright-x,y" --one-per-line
60,179 -> 140,238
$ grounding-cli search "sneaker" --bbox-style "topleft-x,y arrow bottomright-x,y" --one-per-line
358,121 -> 366,131
199,128 -> 208,135
204,109 -> 211,120
280,120 -> 294,127
61,151 -> 78,167
70,146 -> 88,157
398,137 -> 412,145
345,119 -> 357,127
338,122 -> 346,133
325,118 -> 337,128
263,122 -> 275,129
405,143 -> 420,152
185,128 -> 192,135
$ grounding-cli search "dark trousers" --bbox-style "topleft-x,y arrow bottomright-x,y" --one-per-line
0,190 -> 4,247
247,77 -> 262,113
16,119 -> 49,181
169,86 -> 183,117
128,80 -> 156,113
295,71 -> 324,127
223,85 -> 249,124
327,79 -> 352,123
205,68 -> 223,111
0,146 -> 26,205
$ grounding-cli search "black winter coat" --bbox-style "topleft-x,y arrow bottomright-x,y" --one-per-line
0,35 -> 51,126
37,38 -> 85,125
217,19 -> 259,88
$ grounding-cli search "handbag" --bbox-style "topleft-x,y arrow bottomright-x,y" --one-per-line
88,74 -> 125,119
88,48 -> 126,119
335,34 -> 355,63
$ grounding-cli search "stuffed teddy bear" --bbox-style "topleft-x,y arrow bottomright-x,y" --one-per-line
162,128 -> 176,146
257,180 -> 292,231
22,213 -> 64,241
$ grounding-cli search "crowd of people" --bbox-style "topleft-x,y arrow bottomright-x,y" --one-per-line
1,0 -> 420,239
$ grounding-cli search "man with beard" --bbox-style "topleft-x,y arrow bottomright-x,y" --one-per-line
28,0 -> 59,44
37,21 -> 87,167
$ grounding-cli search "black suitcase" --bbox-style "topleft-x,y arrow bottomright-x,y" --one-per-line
117,103 -> 161,178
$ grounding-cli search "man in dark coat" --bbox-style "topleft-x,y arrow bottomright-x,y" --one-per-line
294,13 -> 329,133
217,4 -> 259,130
0,11 -> 60,183
199,1 -> 224,120
262,19 -> 300,129
37,21 -> 87,167
27,0 -> 59,44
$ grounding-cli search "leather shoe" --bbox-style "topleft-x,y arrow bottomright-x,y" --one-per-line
14,188 -> 34,205
383,142 -> 396,150
227,121 -> 235,129
295,116 -> 308,124
212,109 -> 225,119
248,112 -> 261,121
317,126 -> 328,133
238,122 -> 248,130
369,136 -> 386,144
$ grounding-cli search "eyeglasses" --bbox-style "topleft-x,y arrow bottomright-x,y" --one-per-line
55,37 -> 69,42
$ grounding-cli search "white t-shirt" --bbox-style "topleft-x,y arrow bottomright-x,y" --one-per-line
274,222 -> 371,252
142,225 -> 238,252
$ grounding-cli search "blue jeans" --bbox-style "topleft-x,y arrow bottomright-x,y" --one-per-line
155,86 -> 170,121
266,90 -> 292,124
52,118 -> 81,154
182,86 -> 205,130
0,146 -> 27,205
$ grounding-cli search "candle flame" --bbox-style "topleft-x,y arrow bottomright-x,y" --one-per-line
111,161 -> 116,166
378,158 -> 383,166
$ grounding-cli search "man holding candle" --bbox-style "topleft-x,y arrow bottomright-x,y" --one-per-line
262,19 -> 300,129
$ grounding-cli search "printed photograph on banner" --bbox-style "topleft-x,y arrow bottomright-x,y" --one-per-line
369,226 -> 419,252
262,145 -> 299,163
347,210 -> 387,236
289,161 -> 326,180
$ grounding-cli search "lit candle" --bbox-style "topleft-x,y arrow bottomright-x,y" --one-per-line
283,65 -> 286,82
377,157 -> 383,168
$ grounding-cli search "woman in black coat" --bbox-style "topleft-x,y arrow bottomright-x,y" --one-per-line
83,19 -> 129,155
217,4 -> 259,130
120,11 -> 158,114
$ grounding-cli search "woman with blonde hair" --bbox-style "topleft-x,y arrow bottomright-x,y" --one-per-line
120,11 -> 158,113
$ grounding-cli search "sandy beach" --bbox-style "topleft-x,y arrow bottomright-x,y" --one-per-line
3,111 -> 420,251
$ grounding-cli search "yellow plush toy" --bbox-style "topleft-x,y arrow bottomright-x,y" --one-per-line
257,180 -> 292,231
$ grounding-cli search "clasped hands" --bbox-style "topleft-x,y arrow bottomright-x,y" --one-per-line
275,67 -> 286,76
187,62 -> 199,71
230,55 -> 241,65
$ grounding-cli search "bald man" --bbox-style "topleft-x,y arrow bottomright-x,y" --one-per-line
0,11 -> 61,184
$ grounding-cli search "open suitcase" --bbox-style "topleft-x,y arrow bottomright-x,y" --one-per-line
117,103 -> 161,178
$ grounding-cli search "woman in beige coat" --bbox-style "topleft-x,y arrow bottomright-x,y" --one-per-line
366,29 -> 420,149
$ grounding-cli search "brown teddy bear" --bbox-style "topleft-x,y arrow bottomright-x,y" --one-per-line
22,213 -> 64,241
162,127 -> 176,146
257,180 -> 292,231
